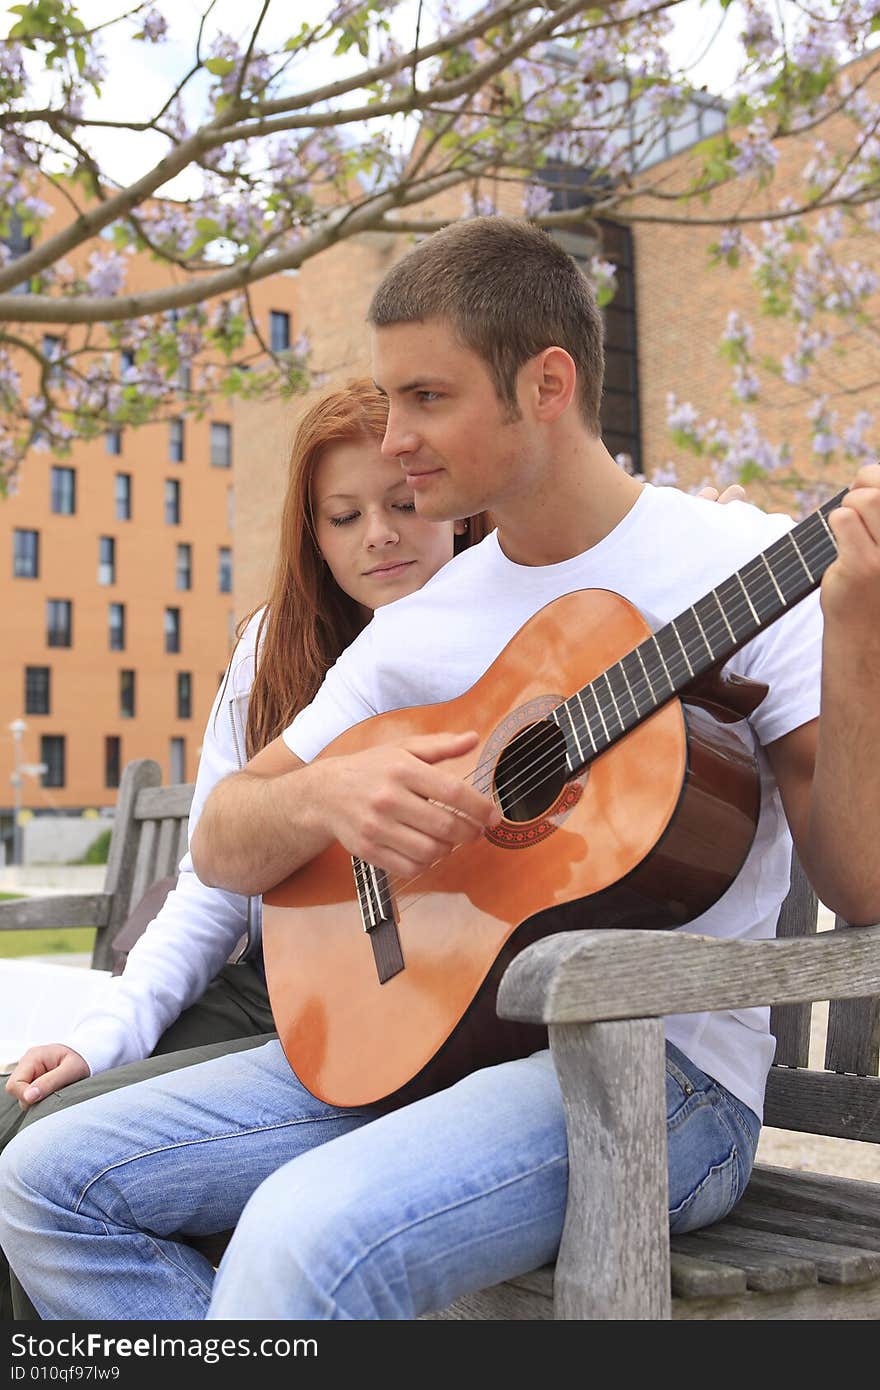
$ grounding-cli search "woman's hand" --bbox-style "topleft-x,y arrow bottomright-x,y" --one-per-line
5,1043 -> 90,1109
698,483 -> 746,504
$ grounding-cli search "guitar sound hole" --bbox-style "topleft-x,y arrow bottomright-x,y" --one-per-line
493,721 -> 568,823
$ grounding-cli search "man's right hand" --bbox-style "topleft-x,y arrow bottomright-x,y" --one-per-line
5,1044 -> 90,1110
320,730 -> 501,881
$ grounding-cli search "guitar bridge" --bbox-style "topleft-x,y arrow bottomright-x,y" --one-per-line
352,856 -> 404,984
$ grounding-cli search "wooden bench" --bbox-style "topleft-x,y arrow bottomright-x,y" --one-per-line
3,758 -> 878,1319
0,759 -> 194,972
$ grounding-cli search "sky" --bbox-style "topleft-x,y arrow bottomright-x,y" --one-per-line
3,0 -> 753,186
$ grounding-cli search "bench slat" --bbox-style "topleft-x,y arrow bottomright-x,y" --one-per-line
763,1068 -> 880,1143
745,1165 -> 880,1226
134,783 -> 196,821
0,894 -> 111,931
671,1231 -> 816,1293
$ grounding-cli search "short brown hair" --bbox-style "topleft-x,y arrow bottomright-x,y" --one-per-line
368,217 -> 605,433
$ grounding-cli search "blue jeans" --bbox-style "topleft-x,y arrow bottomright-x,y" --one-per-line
0,1038 -> 759,1320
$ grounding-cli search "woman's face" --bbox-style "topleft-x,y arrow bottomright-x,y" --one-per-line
311,436 -> 461,616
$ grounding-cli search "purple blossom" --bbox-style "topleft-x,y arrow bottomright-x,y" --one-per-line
732,366 -> 759,402
141,9 -> 169,43
650,462 -> 679,487
85,250 -> 127,298
666,394 -> 701,435
732,119 -> 778,179
588,258 -> 617,300
722,311 -> 753,354
463,191 -> 497,218
522,183 -> 553,218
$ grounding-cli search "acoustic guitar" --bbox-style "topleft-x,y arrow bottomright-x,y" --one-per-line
263,489 -> 845,1109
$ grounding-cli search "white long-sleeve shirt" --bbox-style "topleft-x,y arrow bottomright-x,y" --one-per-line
62,612 -> 265,1076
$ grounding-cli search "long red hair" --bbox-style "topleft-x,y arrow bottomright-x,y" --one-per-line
236,379 -> 491,757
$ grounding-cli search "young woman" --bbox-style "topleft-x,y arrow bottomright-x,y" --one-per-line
0,378 -> 491,1318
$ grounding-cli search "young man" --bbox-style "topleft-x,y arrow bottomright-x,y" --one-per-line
1,218 -> 878,1321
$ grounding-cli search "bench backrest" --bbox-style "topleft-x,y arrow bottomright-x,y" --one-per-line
90,759 -> 195,970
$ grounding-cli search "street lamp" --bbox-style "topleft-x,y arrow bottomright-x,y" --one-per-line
7,721 -> 48,866
9,718 -> 26,868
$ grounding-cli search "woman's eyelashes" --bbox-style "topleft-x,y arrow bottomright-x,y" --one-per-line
328,501 -> 416,527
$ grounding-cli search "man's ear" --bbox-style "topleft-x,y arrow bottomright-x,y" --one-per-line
524,347 -> 577,421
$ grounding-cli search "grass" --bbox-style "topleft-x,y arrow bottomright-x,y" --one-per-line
0,927 -> 96,958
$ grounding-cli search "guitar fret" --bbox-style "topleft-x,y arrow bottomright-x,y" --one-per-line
789,532 -> 814,583
670,620 -> 694,677
584,682 -> 610,745
686,604 -> 714,662
655,626 -> 691,687
640,637 -> 675,701
553,701 -> 584,771
623,648 -> 656,716
599,670 -> 627,735
760,553 -> 785,606
707,590 -> 736,646
632,645 -> 659,708
572,691 -> 597,752
734,572 -> 760,625
608,659 -> 639,725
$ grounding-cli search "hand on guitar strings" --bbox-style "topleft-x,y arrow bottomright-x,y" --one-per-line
319,730 -> 501,882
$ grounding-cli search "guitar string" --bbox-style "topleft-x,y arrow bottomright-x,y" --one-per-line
367,519 -> 837,909
362,517 -> 838,907
464,517 -> 838,809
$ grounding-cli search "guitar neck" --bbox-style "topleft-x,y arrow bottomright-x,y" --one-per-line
552,488 -> 847,774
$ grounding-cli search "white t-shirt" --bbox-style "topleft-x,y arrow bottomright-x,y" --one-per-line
283,484 -> 824,1120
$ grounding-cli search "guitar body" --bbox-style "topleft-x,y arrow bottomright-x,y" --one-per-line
262,589 -> 762,1109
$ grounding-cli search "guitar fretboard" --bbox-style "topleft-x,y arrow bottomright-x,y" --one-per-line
550,489 -> 845,773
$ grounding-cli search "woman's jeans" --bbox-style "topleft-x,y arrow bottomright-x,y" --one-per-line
0,1037 -> 760,1321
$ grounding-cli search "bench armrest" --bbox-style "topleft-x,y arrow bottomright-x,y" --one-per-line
0,894 -> 112,933
496,923 -> 880,1026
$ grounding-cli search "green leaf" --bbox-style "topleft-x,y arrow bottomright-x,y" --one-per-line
205,57 -> 236,76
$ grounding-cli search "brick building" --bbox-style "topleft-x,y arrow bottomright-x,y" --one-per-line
0,185 -> 299,849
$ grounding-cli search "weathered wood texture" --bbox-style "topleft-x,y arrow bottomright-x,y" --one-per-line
433,850 -> 880,1321
0,760 -> 195,972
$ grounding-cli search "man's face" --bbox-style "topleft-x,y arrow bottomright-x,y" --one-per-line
371,318 -> 532,524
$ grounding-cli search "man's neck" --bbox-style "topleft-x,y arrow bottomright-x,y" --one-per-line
494,438 -> 644,567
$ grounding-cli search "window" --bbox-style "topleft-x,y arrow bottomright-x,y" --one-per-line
115,473 -> 132,521
169,418 -> 185,463
40,735 -> 65,788
210,422 -> 231,469
50,466 -> 76,515
164,607 -> 181,654
3,213 -> 32,294
98,536 -> 116,586
105,735 -> 121,789
108,602 -> 126,651
24,666 -> 50,716
270,310 -> 290,353
218,546 -> 233,594
106,429 -> 122,456
177,671 -> 192,720
226,485 -> 234,531
169,736 -> 186,784
46,599 -> 72,648
120,348 -> 135,376
13,529 -> 39,578
42,334 -> 62,384
176,542 -> 192,591
178,361 -> 192,392
120,669 -> 136,719
165,478 -> 181,525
